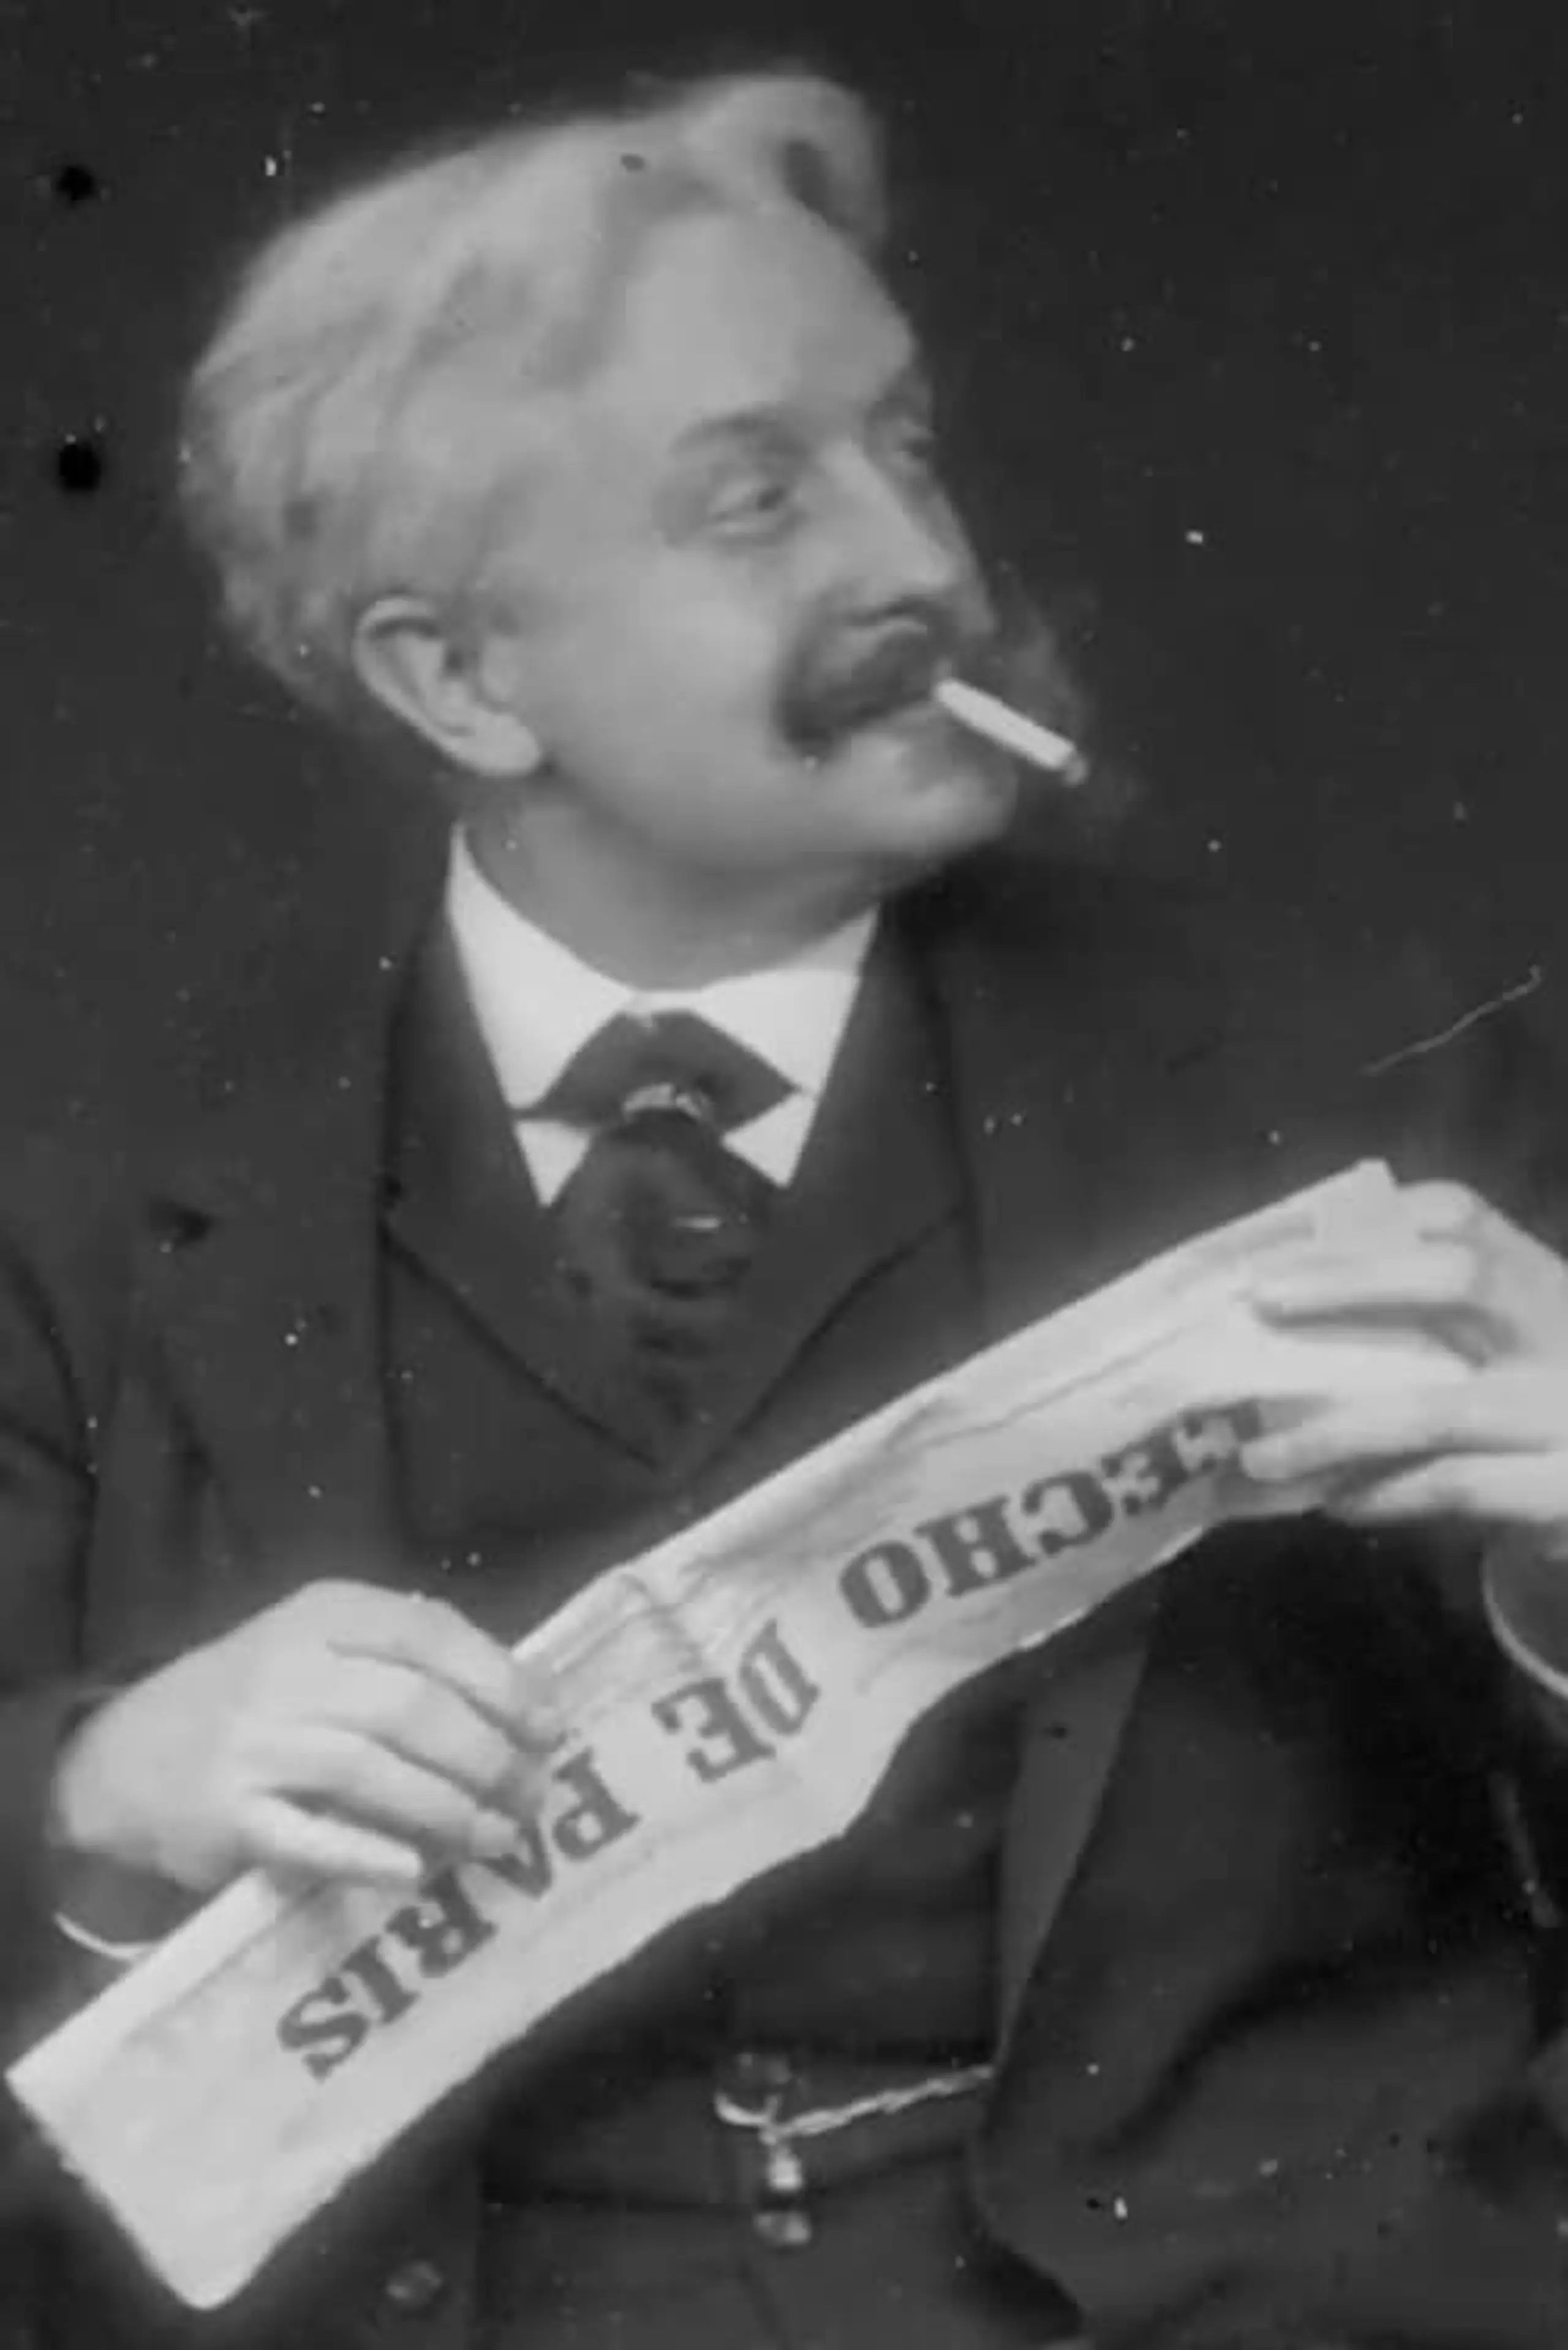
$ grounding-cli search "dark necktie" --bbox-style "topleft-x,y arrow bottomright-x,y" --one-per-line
532,1011 -> 793,1420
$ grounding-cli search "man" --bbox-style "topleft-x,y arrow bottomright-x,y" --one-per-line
3,61 -> 1568,2350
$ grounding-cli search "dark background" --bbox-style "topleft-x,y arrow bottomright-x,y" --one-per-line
3,0 -> 1567,1124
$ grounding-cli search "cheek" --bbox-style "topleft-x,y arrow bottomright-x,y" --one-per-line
513,522 -> 810,791
662,554 -> 790,661
599,573 -> 795,737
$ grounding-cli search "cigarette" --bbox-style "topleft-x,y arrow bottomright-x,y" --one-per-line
935,678 -> 1084,783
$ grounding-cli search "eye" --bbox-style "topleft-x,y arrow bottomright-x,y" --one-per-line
704,464 -> 803,540
880,409 -> 941,478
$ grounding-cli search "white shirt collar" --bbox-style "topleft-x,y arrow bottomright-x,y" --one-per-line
445,830 -> 876,1196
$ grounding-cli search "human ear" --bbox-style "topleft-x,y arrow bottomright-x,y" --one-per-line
351,596 -> 542,780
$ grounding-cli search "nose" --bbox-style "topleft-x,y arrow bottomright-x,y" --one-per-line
832,445 -> 976,614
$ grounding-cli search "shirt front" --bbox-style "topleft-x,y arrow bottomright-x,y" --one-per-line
445,831 -> 877,1201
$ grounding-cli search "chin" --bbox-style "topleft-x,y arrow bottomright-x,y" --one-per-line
871,735 -> 1020,862
791,725 -> 1020,898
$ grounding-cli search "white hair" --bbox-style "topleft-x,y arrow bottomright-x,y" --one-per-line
177,71 -> 887,722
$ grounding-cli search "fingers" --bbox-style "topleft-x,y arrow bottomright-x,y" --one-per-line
314,1656 -> 538,1817
236,1793 -> 426,1890
1251,1240 -> 1484,1320
1326,1454 -> 1568,1535
312,1587 -> 556,1747
1235,1181 -> 1568,1548
1399,1182 -> 1561,1265
246,1723 -> 521,1865
1239,1366 -> 1568,1540
1396,1180 -> 1488,1238
61,1583 -> 560,1901
224,1587 -> 564,1885
1242,1372 -> 1559,1488
1248,1186 -> 1568,1354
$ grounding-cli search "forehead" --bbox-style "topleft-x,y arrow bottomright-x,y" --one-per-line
573,204 -> 920,459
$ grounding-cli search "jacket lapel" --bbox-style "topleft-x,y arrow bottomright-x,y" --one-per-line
992,1597 -> 1157,2047
910,852 -> 1262,1344
114,842 -> 462,1598
907,852 -> 1270,2022
132,979 -> 410,1599
383,929 -> 684,1462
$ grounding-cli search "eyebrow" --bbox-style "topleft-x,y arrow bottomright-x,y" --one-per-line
667,408 -> 803,467
668,355 -> 937,468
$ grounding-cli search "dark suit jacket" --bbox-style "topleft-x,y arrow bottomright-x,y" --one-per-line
2,846 -> 1568,2350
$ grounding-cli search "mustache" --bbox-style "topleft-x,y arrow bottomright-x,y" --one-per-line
776,589 -> 1085,761
777,601 -> 976,758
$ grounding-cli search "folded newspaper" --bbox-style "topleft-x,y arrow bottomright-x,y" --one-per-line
9,1161 -> 1468,2307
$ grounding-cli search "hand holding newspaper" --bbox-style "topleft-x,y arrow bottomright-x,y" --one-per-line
8,1161 -> 1467,2307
